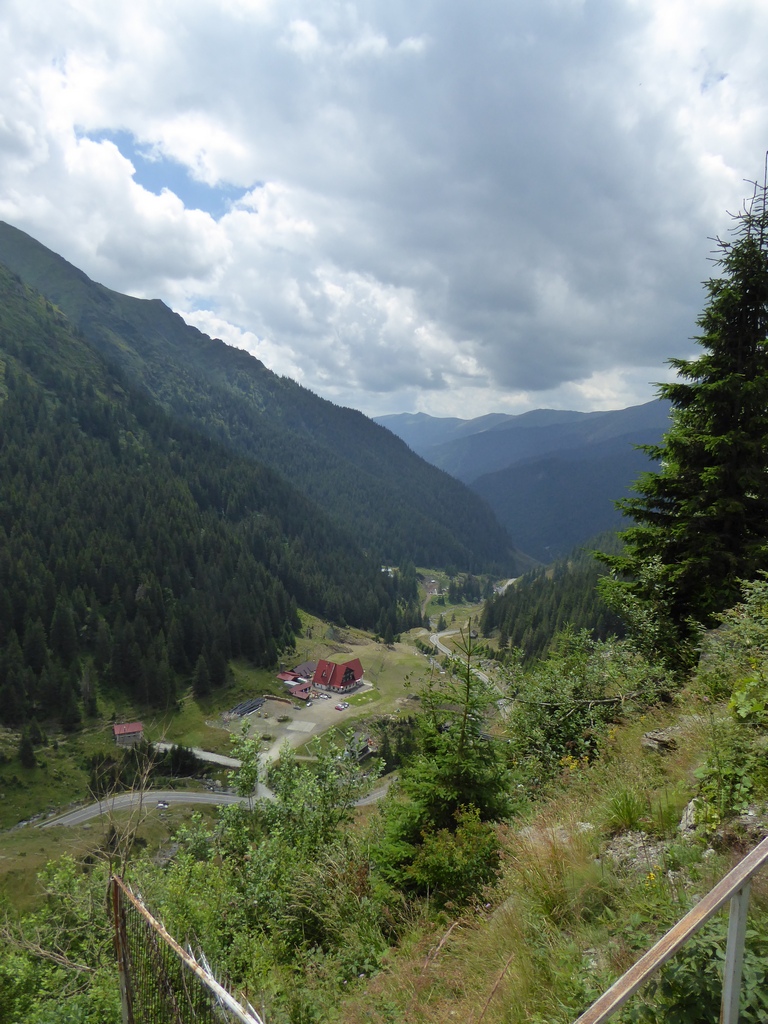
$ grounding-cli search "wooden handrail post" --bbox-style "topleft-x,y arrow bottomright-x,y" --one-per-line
721,881 -> 751,1024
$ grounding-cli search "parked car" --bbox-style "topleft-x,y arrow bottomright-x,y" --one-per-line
335,703 -> 346,711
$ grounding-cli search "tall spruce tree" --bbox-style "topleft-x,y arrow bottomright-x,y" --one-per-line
603,176 -> 768,658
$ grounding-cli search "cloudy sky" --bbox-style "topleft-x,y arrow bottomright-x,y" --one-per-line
1,0 -> 767,418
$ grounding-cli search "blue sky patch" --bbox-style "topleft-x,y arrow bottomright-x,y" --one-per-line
81,129 -> 248,218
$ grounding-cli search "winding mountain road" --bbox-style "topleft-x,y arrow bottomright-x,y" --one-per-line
39,789 -> 252,828
38,748 -> 391,828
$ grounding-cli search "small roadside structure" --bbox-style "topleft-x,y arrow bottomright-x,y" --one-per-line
288,679 -> 313,702
277,661 -> 318,687
349,730 -> 377,761
112,722 -> 144,747
312,658 -> 364,694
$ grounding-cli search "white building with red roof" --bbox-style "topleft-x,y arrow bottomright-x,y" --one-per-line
312,658 -> 364,694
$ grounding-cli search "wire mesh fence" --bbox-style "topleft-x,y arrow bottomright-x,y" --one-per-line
110,874 -> 264,1024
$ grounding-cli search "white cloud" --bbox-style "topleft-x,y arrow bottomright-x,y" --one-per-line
1,0 -> 768,419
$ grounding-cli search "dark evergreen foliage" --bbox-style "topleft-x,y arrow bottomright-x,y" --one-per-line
602,180 -> 768,652
376,631 -> 509,901
0,265 -> 418,726
86,742 -> 208,797
17,729 -> 36,769
480,533 -> 625,661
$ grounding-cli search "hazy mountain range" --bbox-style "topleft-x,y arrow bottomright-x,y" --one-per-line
376,401 -> 671,562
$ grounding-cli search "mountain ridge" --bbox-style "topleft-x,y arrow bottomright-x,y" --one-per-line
0,221 -> 529,574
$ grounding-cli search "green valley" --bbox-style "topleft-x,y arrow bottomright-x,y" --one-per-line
4,194 -> 768,1024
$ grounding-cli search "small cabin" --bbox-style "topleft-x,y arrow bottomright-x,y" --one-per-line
288,680 -> 313,702
112,721 -> 144,747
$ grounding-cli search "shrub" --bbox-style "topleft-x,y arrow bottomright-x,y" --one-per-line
632,917 -> 768,1024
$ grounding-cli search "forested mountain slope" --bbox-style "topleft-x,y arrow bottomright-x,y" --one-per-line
0,222 -> 526,574
378,403 -> 670,562
480,532 -> 625,661
0,265 -> 420,726
471,433 -> 660,562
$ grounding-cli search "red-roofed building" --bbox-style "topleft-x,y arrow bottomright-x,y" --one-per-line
277,670 -> 301,684
312,658 -> 364,694
277,661 -> 318,688
112,722 -> 144,747
289,680 -> 313,702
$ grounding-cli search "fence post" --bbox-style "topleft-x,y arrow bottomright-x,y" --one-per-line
721,881 -> 750,1024
111,877 -> 135,1024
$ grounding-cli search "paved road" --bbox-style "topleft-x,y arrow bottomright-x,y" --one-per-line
429,630 -> 458,656
423,626 -> 507,716
38,740 -> 280,828
153,742 -> 242,768
38,747 -> 390,828
356,779 -> 395,806
39,789 -> 252,828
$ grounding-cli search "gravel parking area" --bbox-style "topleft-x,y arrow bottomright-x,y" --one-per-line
239,685 -> 374,762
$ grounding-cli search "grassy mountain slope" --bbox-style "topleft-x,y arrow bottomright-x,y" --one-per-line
0,221 -> 526,574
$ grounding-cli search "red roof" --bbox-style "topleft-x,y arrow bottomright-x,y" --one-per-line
112,722 -> 144,736
312,658 -> 364,690
289,680 -> 312,700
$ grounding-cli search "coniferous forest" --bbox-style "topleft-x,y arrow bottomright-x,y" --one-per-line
0,263 -> 424,727
480,533 -> 625,662
0,221 -> 528,577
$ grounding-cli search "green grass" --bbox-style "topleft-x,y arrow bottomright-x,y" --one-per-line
0,803 -> 219,913
145,693 -> 233,755
0,725 -> 121,830
423,597 -> 485,633
0,605 -> 446,906
335,702 -> 722,1024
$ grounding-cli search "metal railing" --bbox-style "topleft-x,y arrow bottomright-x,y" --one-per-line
574,833 -> 768,1024
110,874 -> 265,1024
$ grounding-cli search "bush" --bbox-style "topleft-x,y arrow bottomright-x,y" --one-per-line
633,917 -> 768,1024
406,807 -> 501,906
